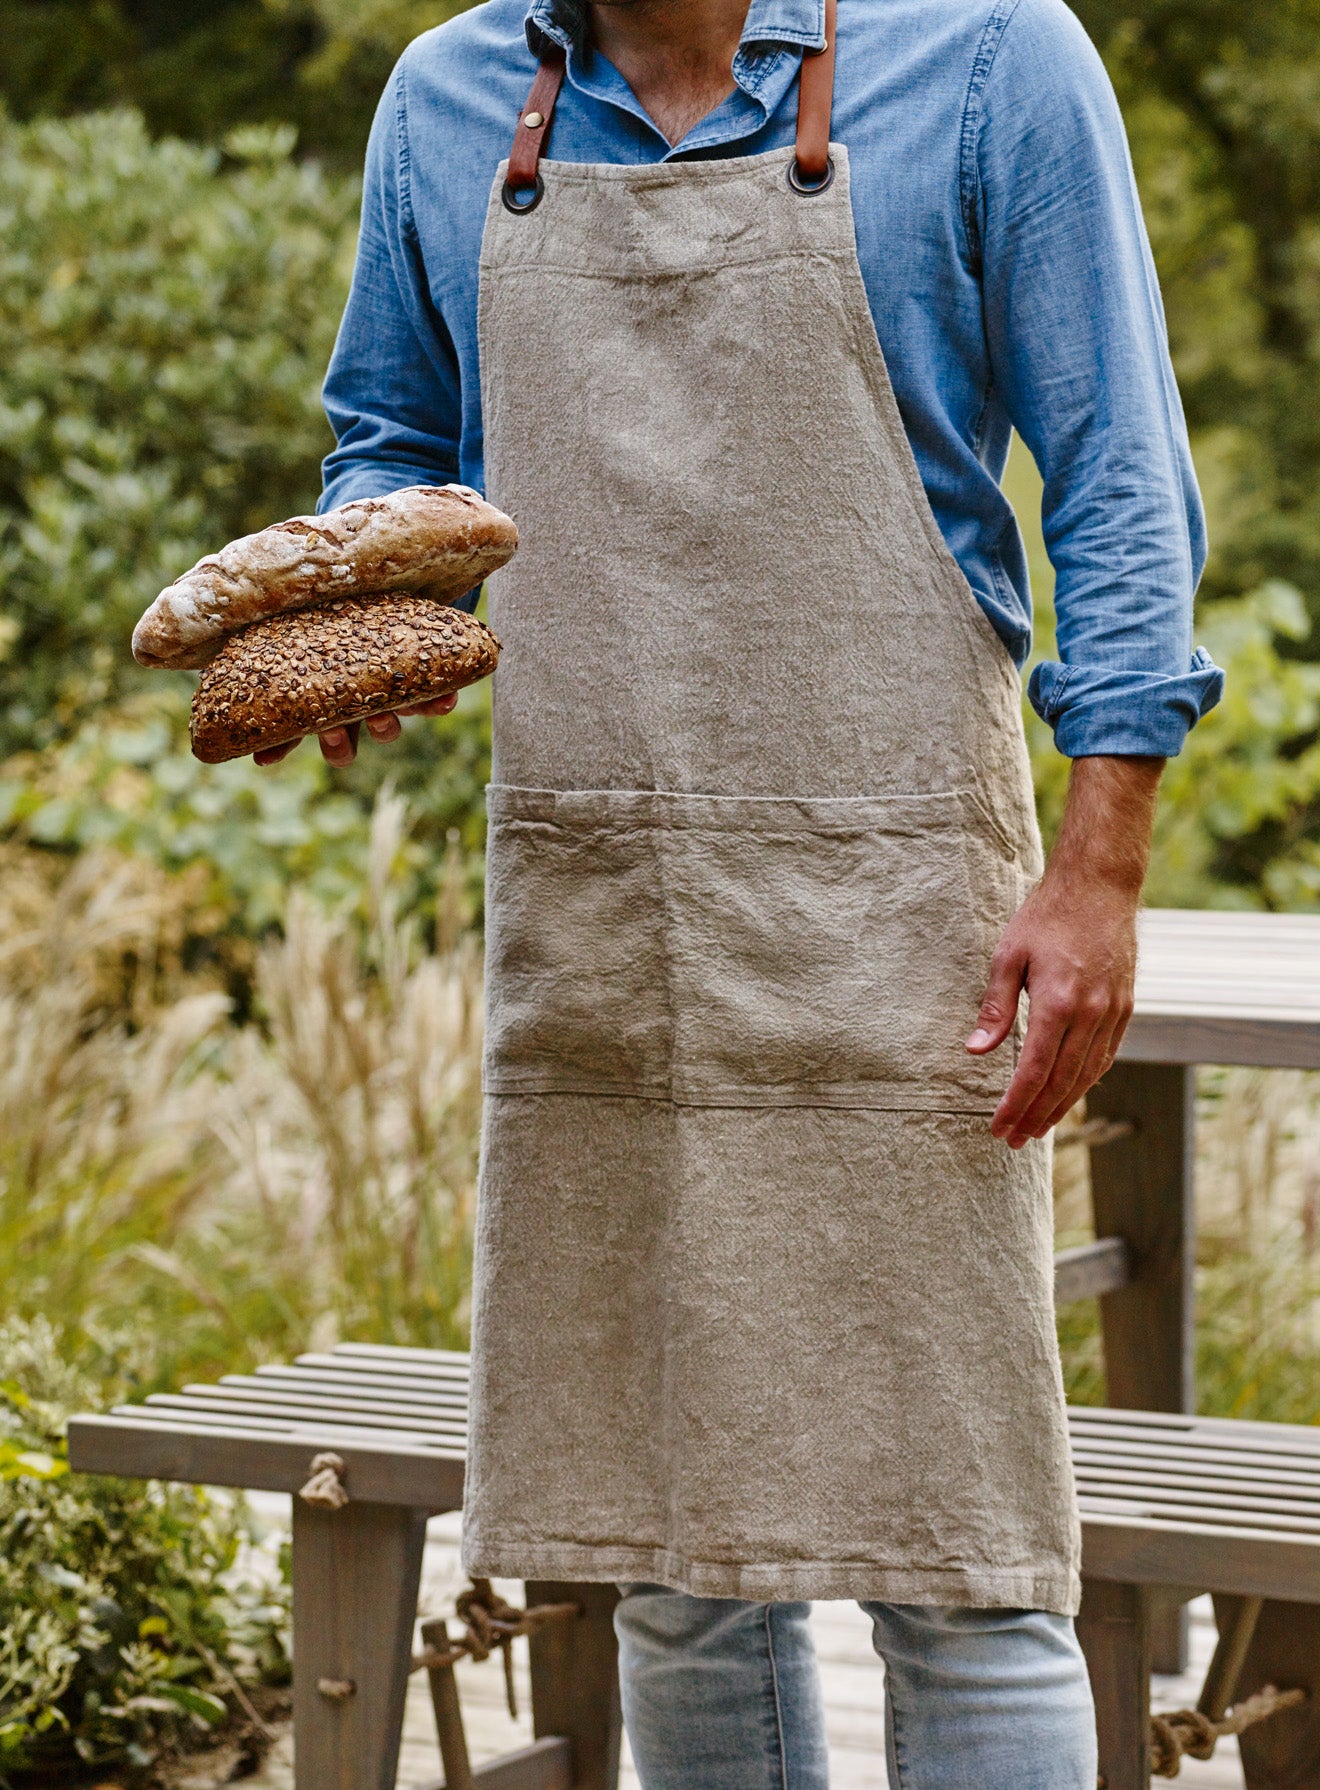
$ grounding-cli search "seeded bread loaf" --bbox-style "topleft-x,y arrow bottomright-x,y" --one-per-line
135,485 -> 517,671
189,593 -> 501,764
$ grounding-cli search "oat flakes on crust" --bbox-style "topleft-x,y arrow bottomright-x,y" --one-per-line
135,484 -> 517,671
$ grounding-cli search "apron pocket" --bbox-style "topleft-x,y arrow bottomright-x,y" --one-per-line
484,785 -> 674,1097
484,785 -> 1024,1112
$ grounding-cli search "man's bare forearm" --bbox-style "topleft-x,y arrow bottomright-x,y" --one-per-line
967,754 -> 1164,1148
1047,754 -> 1163,898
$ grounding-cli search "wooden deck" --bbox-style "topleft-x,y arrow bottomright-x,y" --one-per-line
210,1505 -> 1244,1790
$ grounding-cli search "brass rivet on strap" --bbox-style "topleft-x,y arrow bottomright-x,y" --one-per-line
523,111 -> 545,129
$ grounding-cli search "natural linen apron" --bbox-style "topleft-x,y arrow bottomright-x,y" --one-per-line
462,15 -> 1081,1615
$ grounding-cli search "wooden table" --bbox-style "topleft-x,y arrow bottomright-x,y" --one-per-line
1072,908 -> 1320,1783
1087,907 -> 1320,1423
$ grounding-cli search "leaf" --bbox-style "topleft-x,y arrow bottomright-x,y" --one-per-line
13,1449 -> 69,1479
153,1683 -> 227,1725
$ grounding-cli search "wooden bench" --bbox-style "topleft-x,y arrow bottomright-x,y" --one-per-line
67,908 -> 1320,1789
73,1344 -> 622,1790
68,1345 -> 1320,1790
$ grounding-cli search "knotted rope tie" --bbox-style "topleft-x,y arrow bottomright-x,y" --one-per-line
298,1451 -> 350,1510
414,1578 -> 581,1720
1150,1685 -> 1306,1777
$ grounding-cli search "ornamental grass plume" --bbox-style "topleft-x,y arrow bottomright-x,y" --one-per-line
0,790 -> 483,1387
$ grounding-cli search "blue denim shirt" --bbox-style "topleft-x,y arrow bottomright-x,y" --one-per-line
320,0 -> 1224,757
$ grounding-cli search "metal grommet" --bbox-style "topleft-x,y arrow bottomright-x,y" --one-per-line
501,173 -> 545,215
787,156 -> 835,196
523,110 -> 545,130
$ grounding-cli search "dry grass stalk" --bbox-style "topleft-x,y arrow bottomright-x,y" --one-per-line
0,795 -> 483,1378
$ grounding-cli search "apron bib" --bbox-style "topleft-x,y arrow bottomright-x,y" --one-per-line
462,15 -> 1080,1613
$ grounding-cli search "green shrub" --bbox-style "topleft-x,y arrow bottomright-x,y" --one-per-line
1,679 -> 492,938
0,0 -> 471,170
0,1318 -> 290,1785
0,107 -> 358,757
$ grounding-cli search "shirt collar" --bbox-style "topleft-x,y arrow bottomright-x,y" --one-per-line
526,0 -> 826,60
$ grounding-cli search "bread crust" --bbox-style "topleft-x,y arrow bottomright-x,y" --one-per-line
135,485 -> 516,671
189,593 -> 501,764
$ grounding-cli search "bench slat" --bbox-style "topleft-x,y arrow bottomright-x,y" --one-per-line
67,1414 -> 465,1508
1073,1447 -> 1320,1492
1077,1489 -> 1320,1535
1074,1460 -> 1318,1503
131,1400 -> 461,1448
1070,1410 -> 1320,1454
328,1344 -> 471,1370
1069,1405 -> 1320,1442
250,1366 -> 471,1403
1082,1510 -> 1320,1602
209,1382 -> 469,1422
163,1391 -> 468,1437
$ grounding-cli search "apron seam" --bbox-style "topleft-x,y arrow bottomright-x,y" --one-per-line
482,1084 -> 1006,1112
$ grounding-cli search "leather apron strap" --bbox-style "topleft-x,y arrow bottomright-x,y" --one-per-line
502,0 -> 838,212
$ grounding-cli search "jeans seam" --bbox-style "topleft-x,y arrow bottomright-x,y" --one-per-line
888,1689 -> 909,1790
762,1605 -> 791,1790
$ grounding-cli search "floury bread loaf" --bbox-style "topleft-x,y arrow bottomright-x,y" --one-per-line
133,484 -> 517,671
189,594 -> 501,764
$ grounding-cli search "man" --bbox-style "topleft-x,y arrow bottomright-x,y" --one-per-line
289,0 -> 1223,1782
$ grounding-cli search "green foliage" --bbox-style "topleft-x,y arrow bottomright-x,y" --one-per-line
1027,578 -> 1320,908
1059,1214 -> 1320,1422
0,0 -> 470,168
0,1318 -> 289,1784
0,107 -> 358,758
1007,441 -> 1320,908
2,681 -> 492,937
1074,0 -> 1320,618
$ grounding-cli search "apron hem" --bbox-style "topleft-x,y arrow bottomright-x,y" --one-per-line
460,1535 -> 1081,1617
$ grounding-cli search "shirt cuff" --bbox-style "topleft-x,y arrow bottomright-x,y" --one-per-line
1027,648 -> 1224,758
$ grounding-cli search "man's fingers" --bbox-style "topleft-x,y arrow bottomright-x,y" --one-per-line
1004,1007 -> 1107,1145
1036,1017 -> 1122,1137
990,991 -> 1077,1144
254,690 -> 455,767
254,737 -> 304,766
966,939 -> 1028,1055
319,722 -> 360,767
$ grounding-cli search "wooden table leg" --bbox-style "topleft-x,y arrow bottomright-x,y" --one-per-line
526,1581 -> 622,1790
1089,1060 -> 1197,1672
1077,1579 -> 1151,1790
292,1499 -> 428,1790
1213,1595 -> 1320,1789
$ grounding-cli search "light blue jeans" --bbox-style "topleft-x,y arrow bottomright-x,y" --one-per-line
614,1585 -> 1097,1790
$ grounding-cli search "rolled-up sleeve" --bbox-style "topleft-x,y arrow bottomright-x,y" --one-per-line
319,64 -> 463,513
976,0 -> 1223,756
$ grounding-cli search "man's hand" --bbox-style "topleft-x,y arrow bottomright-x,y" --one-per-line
966,755 -> 1164,1150
253,693 -> 459,768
